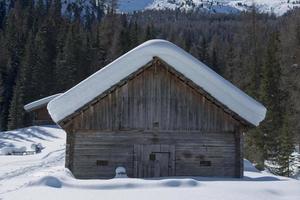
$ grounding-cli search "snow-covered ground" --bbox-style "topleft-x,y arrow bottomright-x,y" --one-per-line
1,126 -> 300,200
0,126 -> 66,196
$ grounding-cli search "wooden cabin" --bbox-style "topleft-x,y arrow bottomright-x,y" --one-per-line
24,94 -> 61,126
47,40 -> 266,179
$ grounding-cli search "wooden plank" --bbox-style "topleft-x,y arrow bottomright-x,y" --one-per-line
234,128 -> 244,178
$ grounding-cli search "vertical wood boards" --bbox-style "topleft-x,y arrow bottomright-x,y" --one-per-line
70,61 -> 241,132
30,107 -> 54,125
133,144 -> 175,178
234,128 -> 244,178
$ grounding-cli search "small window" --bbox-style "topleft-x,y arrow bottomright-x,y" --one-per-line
96,160 -> 108,166
149,153 -> 156,161
153,122 -> 159,128
200,161 -> 211,167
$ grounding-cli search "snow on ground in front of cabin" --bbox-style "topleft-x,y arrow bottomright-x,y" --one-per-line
0,126 -> 66,195
1,126 -> 300,200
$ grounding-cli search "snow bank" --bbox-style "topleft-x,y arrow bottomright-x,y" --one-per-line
48,39 -> 266,126
4,161 -> 300,200
244,159 -> 260,172
30,176 -> 63,188
24,93 -> 62,112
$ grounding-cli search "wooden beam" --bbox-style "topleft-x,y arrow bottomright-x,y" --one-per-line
234,127 -> 244,178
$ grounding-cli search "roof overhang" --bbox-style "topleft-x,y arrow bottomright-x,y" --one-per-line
24,93 -> 62,112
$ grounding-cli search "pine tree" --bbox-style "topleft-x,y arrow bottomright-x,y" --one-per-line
224,45 -> 235,81
7,30 -> 36,130
129,21 -> 139,48
33,18 -> 57,97
119,15 -> 131,53
55,22 -> 88,90
259,31 -> 283,166
210,47 -> 220,74
189,37 -> 209,65
22,32 -> 37,103
55,27 -> 77,91
0,0 -> 6,29
296,21 -> 300,46
35,0 -> 47,19
107,0 -> 118,14
7,74 -> 25,130
199,37 -> 209,65
49,0 -> 62,20
245,6 -> 262,99
274,114 -> 295,176
244,128 -> 265,170
144,24 -> 156,41
84,5 -> 94,30
93,0 -> 105,21
88,21 -> 107,74
0,5 -> 25,130
0,72 -> 4,130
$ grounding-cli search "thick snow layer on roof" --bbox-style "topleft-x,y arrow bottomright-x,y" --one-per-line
47,39 -> 266,126
24,93 -> 62,112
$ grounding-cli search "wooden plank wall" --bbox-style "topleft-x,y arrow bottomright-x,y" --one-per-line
72,131 -> 236,179
31,107 -> 54,125
34,107 -> 52,121
71,61 -> 240,132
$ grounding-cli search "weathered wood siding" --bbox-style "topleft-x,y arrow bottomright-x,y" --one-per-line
26,107 -> 55,126
70,61 -> 240,132
63,60 -> 243,179
72,131 -> 237,179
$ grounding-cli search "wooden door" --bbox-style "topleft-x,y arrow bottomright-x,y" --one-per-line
134,144 -> 175,178
150,152 -> 170,177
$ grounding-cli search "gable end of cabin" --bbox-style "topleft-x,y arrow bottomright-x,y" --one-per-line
61,58 -> 247,179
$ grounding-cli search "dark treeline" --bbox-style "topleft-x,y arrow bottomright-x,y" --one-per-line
0,0 -> 300,176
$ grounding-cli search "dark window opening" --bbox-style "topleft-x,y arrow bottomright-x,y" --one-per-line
200,161 -> 211,166
149,153 -> 156,161
96,160 -> 108,166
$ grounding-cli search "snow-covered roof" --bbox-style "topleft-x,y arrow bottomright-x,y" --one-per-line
24,94 -> 62,112
47,39 -> 266,126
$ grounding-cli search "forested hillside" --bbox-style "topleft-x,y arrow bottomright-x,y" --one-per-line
0,0 -> 299,177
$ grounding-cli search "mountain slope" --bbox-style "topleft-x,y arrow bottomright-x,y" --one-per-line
118,0 -> 300,15
3,0 -> 299,16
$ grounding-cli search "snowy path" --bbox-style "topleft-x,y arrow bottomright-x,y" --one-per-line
0,126 -> 300,200
0,126 -> 66,196
0,149 -> 64,181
